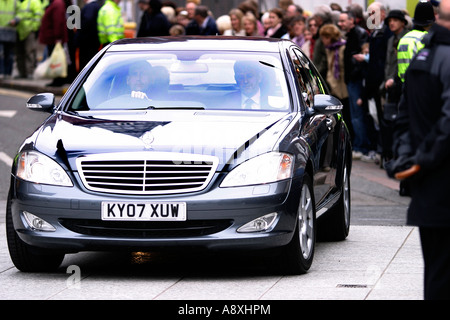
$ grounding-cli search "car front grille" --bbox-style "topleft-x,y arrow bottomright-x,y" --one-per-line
60,219 -> 233,238
76,152 -> 219,195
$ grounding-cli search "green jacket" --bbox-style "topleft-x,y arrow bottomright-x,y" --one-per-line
97,0 -> 124,45
0,0 -> 16,27
15,0 -> 43,41
397,30 -> 427,82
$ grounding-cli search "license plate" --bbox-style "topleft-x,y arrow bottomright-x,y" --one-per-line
101,202 -> 187,221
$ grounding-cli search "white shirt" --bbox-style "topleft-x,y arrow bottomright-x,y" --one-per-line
241,90 -> 261,109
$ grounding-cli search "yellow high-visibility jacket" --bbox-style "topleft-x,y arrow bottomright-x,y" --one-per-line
397,30 -> 427,82
15,0 -> 43,41
97,0 -> 124,45
0,0 -> 16,27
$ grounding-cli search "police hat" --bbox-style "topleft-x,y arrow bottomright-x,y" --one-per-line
385,9 -> 408,25
413,0 -> 436,26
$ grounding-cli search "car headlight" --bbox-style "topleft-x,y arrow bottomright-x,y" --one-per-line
220,152 -> 294,187
16,151 -> 73,187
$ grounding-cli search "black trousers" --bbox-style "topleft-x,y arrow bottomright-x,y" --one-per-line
419,227 -> 450,300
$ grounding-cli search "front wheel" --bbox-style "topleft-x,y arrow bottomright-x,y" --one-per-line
279,173 -> 316,275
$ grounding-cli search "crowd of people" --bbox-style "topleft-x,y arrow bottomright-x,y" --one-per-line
0,0 -> 439,165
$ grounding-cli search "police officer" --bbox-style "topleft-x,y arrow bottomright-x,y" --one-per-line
397,0 -> 436,82
97,0 -> 124,46
396,1 -> 436,196
0,0 -> 17,78
387,0 -> 450,300
9,0 -> 43,79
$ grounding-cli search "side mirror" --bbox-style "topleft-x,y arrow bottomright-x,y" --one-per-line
27,93 -> 55,113
313,94 -> 343,114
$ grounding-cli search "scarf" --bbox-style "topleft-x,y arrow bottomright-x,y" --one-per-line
292,35 -> 305,47
326,39 -> 346,80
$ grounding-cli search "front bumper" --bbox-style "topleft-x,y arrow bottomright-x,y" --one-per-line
9,175 -> 302,253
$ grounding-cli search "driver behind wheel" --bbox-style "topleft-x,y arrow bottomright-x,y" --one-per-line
127,61 -> 153,100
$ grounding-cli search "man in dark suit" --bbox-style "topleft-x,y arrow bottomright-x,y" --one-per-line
185,5 -> 219,36
222,60 -> 270,110
137,0 -> 171,37
364,2 -> 393,164
75,0 -> 102,71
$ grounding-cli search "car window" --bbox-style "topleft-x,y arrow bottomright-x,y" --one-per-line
288,48 -> 313,107
68,51 -> 291,113
294,48 -> 327,95
289,47 -> 328,108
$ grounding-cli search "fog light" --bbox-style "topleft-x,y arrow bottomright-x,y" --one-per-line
237,212 -> 278,233
22,211 -> 56,232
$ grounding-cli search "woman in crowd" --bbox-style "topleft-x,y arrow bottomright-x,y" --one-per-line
320,23 -> 351,132
303,16 -> 319,59
265,8 -> 287,38
301,27 -> 313,58
320,24 -> 347,99
238,0 -> 265,36
282,15 -> 306,47
242,12 -> 260,36
224,8 -> 246,36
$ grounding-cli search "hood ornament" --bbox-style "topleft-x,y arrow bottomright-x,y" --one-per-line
140,131 -> 155,149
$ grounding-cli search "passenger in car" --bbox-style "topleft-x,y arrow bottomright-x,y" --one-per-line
150,66 -> 170,99
224,60 -> 269,110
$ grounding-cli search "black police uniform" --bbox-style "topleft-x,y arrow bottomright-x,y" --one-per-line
392,22 -> 450,300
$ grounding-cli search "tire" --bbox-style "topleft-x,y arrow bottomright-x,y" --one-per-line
6,194 -> 65,272
317,160 -> 351,241
280,173 -> 316,275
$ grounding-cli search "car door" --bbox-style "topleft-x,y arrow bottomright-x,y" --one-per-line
288,46 -> 338,206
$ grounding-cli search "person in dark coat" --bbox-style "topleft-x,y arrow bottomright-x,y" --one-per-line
363,2 -> 393,165
312,5 -> 333,80
38,0 -> 69,86
386,0 -> 450,299
75,0 -> 102,71
185,5 -> 219,36
365,3 -> 392,99
137,0 -> 171,37
265,8 -> 287,38
338,10 -> 372,158
221,60 -> 271,110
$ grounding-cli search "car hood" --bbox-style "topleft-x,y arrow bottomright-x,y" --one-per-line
35,110 -> 293,170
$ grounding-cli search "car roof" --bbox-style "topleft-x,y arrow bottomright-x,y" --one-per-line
107,36 -> 287,53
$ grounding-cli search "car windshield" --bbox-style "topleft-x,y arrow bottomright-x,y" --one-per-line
67,51 -> 290,112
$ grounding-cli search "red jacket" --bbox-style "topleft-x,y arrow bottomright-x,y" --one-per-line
39,0 -> 68,45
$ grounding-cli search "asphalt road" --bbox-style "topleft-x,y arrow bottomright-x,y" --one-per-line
0,88 -> 420,302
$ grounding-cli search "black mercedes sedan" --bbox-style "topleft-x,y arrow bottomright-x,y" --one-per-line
6,36 -> 352,274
